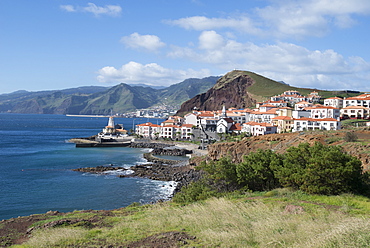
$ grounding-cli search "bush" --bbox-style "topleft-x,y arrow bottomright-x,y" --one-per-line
172,180 -> 219,204
198,157 -> 239,192
189,142 -> 369,198
236,149 -> 282,191
344,131 -> 358,142
277,142 -> 365,195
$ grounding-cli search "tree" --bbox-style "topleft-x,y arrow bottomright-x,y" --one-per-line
236,149 -> 282,191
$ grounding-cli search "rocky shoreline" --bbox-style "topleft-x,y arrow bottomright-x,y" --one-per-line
73,141 -> 203,196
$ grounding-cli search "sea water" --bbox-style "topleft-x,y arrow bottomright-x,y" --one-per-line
0,114 -> 170,220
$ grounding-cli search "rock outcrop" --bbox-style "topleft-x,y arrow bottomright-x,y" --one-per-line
176,70 -> 257,115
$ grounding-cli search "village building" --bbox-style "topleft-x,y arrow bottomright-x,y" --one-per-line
180,124 -> 194,140
343,94 -> 370,108
184,112 -> 198,126
257,100 -> 288,108
276,107 -> 293,117
308,105 -> 340,119
135,122 -> 161,139
294,101 -> 314,111
307,91 -> 321,102
340,106 -> 370,120
249,105 -> 278,123
272,116 -> 294,133
229,123 -> 242,134
324,97 -> 343,109
242,121 -> 277,136
160,124 -> 180,140
217,118 -> 234,133
293,118 -> 341,132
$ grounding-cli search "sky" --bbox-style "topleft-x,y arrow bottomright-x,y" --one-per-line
1,0 -> 370,94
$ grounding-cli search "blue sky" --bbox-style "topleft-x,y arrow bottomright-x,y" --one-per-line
1,0 -> 370,94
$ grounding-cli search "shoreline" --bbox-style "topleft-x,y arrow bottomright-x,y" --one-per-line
73,141 -> 205,195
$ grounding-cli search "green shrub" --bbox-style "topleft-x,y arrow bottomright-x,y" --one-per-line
193,142 -> 370,197
277,142 -> 365,195
172,180 -> 219,204
344,131 -> 358,142
236,149 -> 282,191
198,157 -> 239,192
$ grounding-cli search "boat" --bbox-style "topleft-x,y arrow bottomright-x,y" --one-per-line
73,116 -> 132,147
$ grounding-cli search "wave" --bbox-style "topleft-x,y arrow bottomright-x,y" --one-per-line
102,169 -> 134,176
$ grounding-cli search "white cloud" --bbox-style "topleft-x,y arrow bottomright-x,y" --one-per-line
97,61 -> 211,86
60,3 -> 121,17
83,3 -> 121,17
166,0 -> 370,39
60,5 -> 76,12
167,31 -> 370,91
198,31 -> 225,50
120,33 -> 166,52
165,16 -> 262,36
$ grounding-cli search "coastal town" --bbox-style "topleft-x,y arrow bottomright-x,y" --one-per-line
134,90 -> 370,142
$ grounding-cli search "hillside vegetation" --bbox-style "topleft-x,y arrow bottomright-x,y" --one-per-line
177,70 -> 360,115
0,77 -> 219,115
3,189 -> 370,247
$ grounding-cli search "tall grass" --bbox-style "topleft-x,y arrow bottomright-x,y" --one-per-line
22,195 -> 370,247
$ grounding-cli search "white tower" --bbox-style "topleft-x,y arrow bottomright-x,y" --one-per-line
221,105 -> 227,118
107,116 -> 115,128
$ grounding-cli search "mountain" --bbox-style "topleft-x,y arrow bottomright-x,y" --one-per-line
176,70 -> 353,116
0,77 -> 219,114
157,76 -> 220,105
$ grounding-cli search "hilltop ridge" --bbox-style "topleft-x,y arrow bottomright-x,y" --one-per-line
176,70 -> 328,115
0,77 -> 219,115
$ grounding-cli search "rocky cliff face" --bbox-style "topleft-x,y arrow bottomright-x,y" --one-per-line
206,129 -> 370,171
176,71 -> 257,115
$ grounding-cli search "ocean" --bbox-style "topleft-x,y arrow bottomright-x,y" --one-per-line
0,114 -> 171,220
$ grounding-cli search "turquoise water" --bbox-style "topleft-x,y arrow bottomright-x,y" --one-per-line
0,114 -> 169,220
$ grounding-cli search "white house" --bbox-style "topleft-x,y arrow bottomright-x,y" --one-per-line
160,125 -> 180,139
242,121 -> 277,136
308,105 -> 340,119
293,118 -> 341,132
343,94 -> 370,108
217,118 -> 234,133
184,112 -> 198,126
181,124 -> 194,140
135,122 -> 161,139
294,101 -> 313,111
249,107 -> 278,123
324,97 -> 343,109
340,106 -> 370,119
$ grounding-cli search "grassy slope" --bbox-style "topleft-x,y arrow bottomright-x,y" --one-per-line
15,189 -> 370,247
223,70 -> 360,102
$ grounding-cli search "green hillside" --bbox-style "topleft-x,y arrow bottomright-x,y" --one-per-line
0,77 -> 219,115
158,76 -> 219,104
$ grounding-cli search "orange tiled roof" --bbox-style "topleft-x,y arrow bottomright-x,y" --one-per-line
273,116 -> 293,120
342,106 -> 369,110
294,117 -> 338,122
